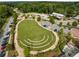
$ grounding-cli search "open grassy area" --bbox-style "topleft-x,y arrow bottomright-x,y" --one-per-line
18,20 -> 56,51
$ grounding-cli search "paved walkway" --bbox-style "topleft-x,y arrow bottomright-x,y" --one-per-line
14,18 -> 25,57
14,14 -> 59,56
5,51 -> 8,57
33,16 -> 59,53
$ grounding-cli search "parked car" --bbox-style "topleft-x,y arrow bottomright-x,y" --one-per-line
6,31 -> 10,35
3,39 -> 7,42
1,43 -> 7,46
3,35 -> 9,40
43,25 -> 48,27
0,50 -> 5,57
1,40 -> 8,46
11,22 -> 13,24
9,24 -> 13,27
1,46 -> 6,50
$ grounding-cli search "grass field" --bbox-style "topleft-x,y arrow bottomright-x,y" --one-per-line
18,20 -> 56,51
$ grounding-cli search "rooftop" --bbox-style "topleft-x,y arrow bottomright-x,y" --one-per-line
74,15 -> 79,19
52,12 -> 64,17
71,28 -> 79,39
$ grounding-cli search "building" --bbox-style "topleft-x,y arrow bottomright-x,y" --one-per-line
71,28 -> 79,48
62,45 -> 79,57
71,28 -> 79,39
51,12 -> 65,19
61,42 -> 79,57
74,15 -> 79,20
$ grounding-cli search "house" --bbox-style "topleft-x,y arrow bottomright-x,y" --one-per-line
71,28 -> 79,48
51,12 -> 64,19
74,15 -> 79,20
61,42 -> 79,57
71,28 -> 79,39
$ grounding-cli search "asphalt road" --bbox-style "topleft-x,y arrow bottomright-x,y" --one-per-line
0,16 -> 13,45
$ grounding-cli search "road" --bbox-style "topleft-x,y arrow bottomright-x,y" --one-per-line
0,17 -> 14,57
14,17 -> 25,57
4,17 -> 13,36
0,17 -> 13,44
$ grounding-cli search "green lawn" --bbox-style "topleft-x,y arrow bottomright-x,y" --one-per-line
18,20 -> 56,51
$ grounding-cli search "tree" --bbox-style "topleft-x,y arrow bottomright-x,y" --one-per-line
4,2 -> 79,16
0,5 -> 13,18
72,21 -> 78,27
65,32 -> 72,43
6,44 -> 13,51
49,16 -> 55,24
0,5 -> 13,30
37,16 -> 41,21
10,26 -> 15,50
59,22 -> 63,27
77,19 -> 79,23
67,22 -> 71,26
72,38 -> 79,48
67,22 -> 71,30
32,15 -> 35,19
10,12 -> 18,50
0,18 -> 6,29
13,12 -> 18,25
58,28 -> 66,53
24,48 -> 30,57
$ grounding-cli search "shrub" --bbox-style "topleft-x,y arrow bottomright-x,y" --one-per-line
24,47 -> 30,57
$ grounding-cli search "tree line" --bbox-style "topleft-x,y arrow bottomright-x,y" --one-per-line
0,4 -> 13,31
4,2 -> 79,17
0,2 -> 79,31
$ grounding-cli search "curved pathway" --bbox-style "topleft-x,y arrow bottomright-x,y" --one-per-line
24,35 -> 49,46
14,14 -> 60,56
20,35 -> 52,48
32,16 -> 60,53
14,18 -> 25,57
26,35 -> 45,43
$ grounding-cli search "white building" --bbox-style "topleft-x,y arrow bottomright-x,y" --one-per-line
52,12 -> 65,19
74,15 -> 79,19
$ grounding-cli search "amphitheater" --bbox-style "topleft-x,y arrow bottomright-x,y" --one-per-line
16,16 -> 59,55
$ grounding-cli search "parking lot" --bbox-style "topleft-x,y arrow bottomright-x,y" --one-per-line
0,17 -> 13,57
